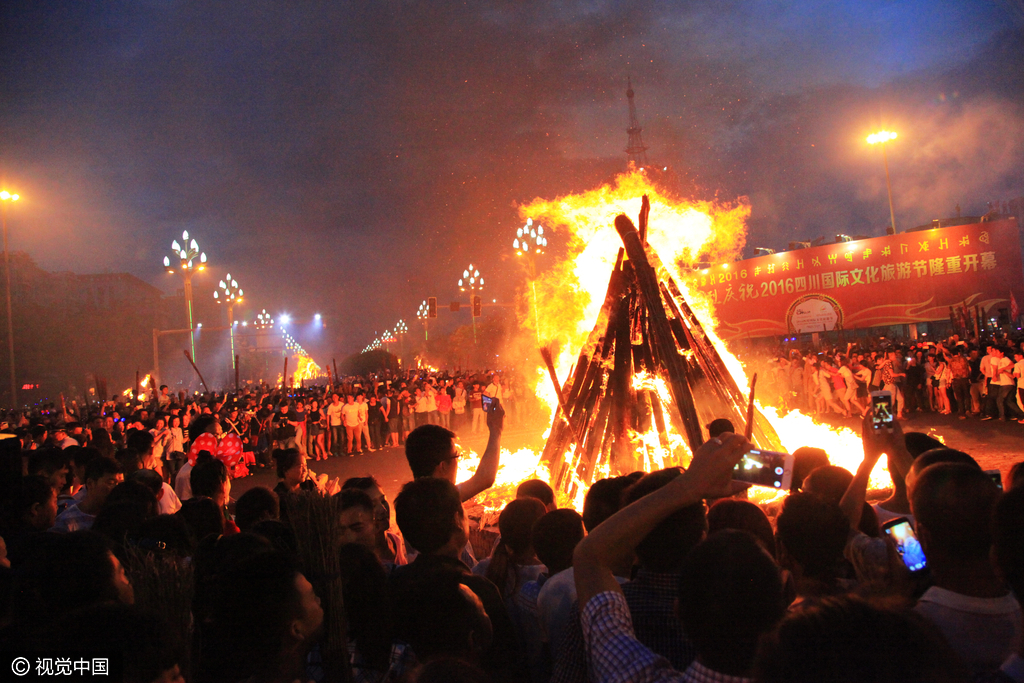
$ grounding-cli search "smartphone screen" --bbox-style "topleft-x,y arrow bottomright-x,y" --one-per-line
883,518 -> 927,572
481,395 -> 493,412
732,449 -> 793,489
870,391 -> 894,430
985,469 -> 1004,491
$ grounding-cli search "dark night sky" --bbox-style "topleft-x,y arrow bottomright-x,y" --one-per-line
1,1 -> 1023,357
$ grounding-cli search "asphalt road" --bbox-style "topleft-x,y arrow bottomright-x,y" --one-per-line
230,411 -> 1024,508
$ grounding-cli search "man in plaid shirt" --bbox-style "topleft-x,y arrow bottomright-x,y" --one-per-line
574,434 -> 786,683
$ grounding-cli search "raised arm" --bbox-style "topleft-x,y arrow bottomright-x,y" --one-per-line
574,433 -> 750,607
457,405 -> 504,502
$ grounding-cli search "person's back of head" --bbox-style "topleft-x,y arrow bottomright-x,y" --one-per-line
11,531 -> 126,635
187,415 -> 217,443
404,424 -> 457,479
84,456 -> 121,487
706,418 -> 735,438
581,476 -> 633,532
486,497 -> 547,600
190,456 -> 228,499
903,432 -> 945,458
125,429 -> 154,456
802,465 -> 853,505
1008,460 -> 1024,491
250,519 -> 300,557
392,570 -> 493,666
994,486 -> 1024,597
115,447 -> 143,473
624,468 -> 707,572
678,530 -> 785,677
775,492 -> 849,583
911,463 -> 1000,565
136,514 -> 196,558
395,477 -> 464,555
51,603 -> 183,683
791,447 -> 830,492
234,486 -> 280,532
755,595 -> 966,683
204,550 -> 320,682
516,479 -> 555,510
532,509 -> 585,575
177,497 -> 224,542
27,447 -> 67,479
707,498 -> 776,558
126,468 -> 163,499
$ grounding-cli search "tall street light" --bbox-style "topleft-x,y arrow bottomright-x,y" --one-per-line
513,218 -> 547,342
417,300 -> 429,342
1,190 -> 20,407
213,274 -> 243,368
163,231 -> 208,362
867,130 -> 899,233
395,319 -> 408,363
458,264 -> 484,344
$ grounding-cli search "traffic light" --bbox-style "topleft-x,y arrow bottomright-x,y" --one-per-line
427,297 -> 437,318
472,295 -> 482,318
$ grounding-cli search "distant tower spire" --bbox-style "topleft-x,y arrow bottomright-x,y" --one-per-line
625,77 -> 649,168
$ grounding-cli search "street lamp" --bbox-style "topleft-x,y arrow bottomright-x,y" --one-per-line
513,218 -> 547,342
213,274 -> 243,368
866,130 -> 899,234
1,190 -> 20,407
163,231 -> 208,361
458,264 -> 484,343
417,300 -> 429,341
254,309 -> 274,330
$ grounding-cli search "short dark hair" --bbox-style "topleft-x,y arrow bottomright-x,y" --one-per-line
342,475 -> 381,491
802,465 -> 853,505
394,477 -> 463,554
27,448 -> 67,477
581,476 -> 634,532
755,595 -> 966,683
191,457 -> 228,499
912,463 -> 1000,561
679,531 -> 784,675
903,432 -> 945,458
338,488 -> 374,514
625,469 -> 707,572
707,498 -> 776,557
910,447 -> 979,476
177,497 -> 226,542
188,415 -> 217,443
532,509 -> 585,575
234,487 -> 280,532
405,424 -> 456,479
14,474 -> 56,519
994,486 -> 1024,597
707,418 -> 735,438
126,429 -> 155,455
790,447 -> 830,492
273,448 -> 302,479
776,492 -> 848,581
391,571 -> 490,664
516,479 -> 555,508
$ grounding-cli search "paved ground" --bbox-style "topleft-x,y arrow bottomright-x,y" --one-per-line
230,411 -> 1024,507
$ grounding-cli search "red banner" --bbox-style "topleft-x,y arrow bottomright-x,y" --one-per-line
690,219 -> 1024,340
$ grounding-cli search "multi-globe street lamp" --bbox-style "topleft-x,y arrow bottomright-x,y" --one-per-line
513,218 -> 547,342
213,274 -> 243,368
163,231 -> 208,361
254,309 -> 274,330
1,190 -> 20,406
416,300 -> 430,341
866,130 -> 899,233
458,264 -> 484,343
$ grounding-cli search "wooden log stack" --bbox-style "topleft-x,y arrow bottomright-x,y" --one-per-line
543,197 -> 785,502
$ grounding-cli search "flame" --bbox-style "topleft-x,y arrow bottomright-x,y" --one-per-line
293,354 -> 326,386
123,374 -> 154,400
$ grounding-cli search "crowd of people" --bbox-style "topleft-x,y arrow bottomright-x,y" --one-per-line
0,360 -> 1023,682
742,333 -> 1024,424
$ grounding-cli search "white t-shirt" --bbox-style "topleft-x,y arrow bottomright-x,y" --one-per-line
1014,360 -> 1024,389
914,586 -> 1023,676
327,402 -> 344,426
994,357 -> 1015,386
485,382 -> 503,399
341,402 -> 361,427
175,462 -> 193,501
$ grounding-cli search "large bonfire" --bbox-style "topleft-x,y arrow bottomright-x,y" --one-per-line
459,170 -> 887,518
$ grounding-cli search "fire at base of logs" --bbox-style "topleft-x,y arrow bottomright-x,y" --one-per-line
541,196 -> 785,505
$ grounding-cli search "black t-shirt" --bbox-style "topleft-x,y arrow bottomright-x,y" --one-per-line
274,412 -> 296,439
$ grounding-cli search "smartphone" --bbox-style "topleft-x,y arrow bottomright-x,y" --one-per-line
882,517 -> 928,573
870,390 -> 894,431
732,449 -> 794,490
481,395 -> 493,412
985,469 -> 1004,491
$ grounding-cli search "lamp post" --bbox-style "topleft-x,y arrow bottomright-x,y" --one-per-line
1,190 -> 20,407
213,274 -> 243,368
417,300 -> 429,342
513,218 -> 547,342
866,131 -> 899,233
458,264 -> 484,344
395,319 -> 408,364
163,231 -> 208,361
